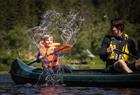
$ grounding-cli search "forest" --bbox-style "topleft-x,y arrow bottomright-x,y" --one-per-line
0,0 -> 140,70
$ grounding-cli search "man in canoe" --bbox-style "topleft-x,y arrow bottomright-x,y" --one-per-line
99,18 -> 140,73
37,33 -> 72,73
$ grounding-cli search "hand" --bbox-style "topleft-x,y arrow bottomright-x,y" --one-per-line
55,52 -> 62,56
107,47 -> 114,54
136,58 -> 140,64
36,59 -> 41,63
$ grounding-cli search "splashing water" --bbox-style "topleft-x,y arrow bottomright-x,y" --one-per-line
59,10 -> 84,45
28,10 -> 84,48
28,10 -> 61,48
40,10 -> 62,31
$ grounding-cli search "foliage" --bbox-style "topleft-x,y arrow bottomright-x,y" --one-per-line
7,25 -> 30,49
0,0 -> 140,71
0,26 -> 31,69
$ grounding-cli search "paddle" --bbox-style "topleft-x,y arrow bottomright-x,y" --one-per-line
27,59 -> 40,65
114,49 -> 139,59
27,44 -> 72,65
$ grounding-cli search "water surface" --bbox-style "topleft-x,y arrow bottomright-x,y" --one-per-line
0,74 -> 140,95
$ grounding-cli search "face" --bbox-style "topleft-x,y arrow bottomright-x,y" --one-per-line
111,26 -> 123,37
45,36 -> 53,46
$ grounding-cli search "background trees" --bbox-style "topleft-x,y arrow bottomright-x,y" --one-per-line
0,0 -> 140,64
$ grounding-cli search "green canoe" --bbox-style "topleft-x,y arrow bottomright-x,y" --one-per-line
10,58 -> 140,87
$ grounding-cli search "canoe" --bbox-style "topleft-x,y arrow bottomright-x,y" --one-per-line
10,58 -> 140,87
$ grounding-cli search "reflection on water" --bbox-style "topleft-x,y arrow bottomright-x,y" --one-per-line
1,83 -> 140,95
41,86 -> 63,95
0,74 -> 140,95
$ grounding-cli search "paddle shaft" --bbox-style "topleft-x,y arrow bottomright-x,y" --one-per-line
114,49 -> 139,59
27,46 -> 68,65
45,46 -> 68,57
27,59 -> 39,65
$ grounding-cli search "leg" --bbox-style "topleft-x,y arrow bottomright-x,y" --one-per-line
114,59 -> 133,73
53,65 -> 64,74
135,59 -> 140,70
41,59 -> 48,69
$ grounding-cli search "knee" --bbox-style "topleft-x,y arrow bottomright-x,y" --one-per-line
135,59 -> 140,69
118,60 -> 125,65
118,59 -> 125,63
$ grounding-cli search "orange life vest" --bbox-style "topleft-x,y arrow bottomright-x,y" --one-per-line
39,41 -> 60,67
39,41 -> 72,67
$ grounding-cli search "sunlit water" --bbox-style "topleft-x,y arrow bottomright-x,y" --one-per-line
0,74 -> 140,95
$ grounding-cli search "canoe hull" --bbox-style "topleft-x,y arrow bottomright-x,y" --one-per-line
10,59 -> 140,87
11,74 -> 39,84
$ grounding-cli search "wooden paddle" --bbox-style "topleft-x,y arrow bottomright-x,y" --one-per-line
27,44 -> 73,65
114,49 -> 139,59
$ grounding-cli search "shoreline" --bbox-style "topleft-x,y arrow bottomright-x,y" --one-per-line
0,71 -> 9,74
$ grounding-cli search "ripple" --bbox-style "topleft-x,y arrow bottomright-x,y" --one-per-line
1,74 -> 140,95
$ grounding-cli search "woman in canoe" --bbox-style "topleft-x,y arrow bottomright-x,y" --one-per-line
37,33 -> 72,73
99,18 -> 140,73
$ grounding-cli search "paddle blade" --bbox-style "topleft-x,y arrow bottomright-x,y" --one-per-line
56,44 -> 73,53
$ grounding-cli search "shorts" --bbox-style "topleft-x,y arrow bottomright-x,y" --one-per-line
105,60 -> 117,72
127,62 -> 136,71
106,64 -> 117,73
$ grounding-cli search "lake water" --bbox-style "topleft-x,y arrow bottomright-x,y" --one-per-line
0,74 -> 140,95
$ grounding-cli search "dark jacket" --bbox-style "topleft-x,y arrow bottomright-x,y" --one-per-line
99,35 -> 139,63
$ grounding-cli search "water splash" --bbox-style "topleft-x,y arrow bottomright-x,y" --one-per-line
28,10 -> 84,48
59,10 -> 84,45
40,10 -> 62,31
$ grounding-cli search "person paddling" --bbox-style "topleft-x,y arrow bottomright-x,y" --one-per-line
37,33 -> 72,73
99,18 -> 140,73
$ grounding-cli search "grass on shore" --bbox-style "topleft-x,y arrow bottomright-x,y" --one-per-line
0,56 -> 105,72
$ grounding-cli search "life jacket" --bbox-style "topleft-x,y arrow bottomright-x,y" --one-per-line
38,41 -> 61,67
47,46 -> 59,67
107,34 -> 129,62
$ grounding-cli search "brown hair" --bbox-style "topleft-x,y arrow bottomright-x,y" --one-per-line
111,18 -> 125,32
42,34 -> 53,41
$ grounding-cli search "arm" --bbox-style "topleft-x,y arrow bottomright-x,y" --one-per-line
99,36 -> 110,61
128,39 -> 140,57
